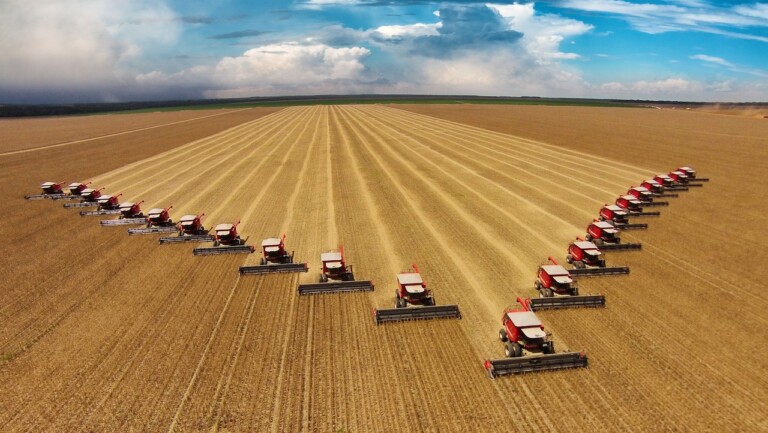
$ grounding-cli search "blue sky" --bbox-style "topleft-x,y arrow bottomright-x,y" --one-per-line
1,0 -> 767,103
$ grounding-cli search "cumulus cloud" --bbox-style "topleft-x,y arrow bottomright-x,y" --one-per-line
139,43 -> 374,98
0,0 -> 181,103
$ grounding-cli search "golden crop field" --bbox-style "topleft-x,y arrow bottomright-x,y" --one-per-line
1,104 -> 766,432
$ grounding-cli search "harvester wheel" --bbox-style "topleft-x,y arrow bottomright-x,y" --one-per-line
585,234 -> 592,241
505,342 -> 522,358
499,329 -> 508,342
260,257 -> 266,265
214,240 -> 220,247
319,274 -> 328,283
534,280 -> 542,291
593,238 -> 604,246
544,342 -> 555,354
566,254 -> 573,264
542,288 -> 554,298
574,261 -> 585,269
426,297 -> 435,306
572,287 -> 579,296
598,216 -> 605,221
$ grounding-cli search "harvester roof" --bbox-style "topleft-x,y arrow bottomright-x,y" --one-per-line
593,221 -> 617,231
605,205 -> 627,213
631,186 -> 651,193
147,208 -> 164,216
179,215 -> 197,223
542,264 -> 569,276
41,182 -> 56,187
119,202 -> 135,209
506,310 -> 542,328
81,188 -> 95,195
574,241 -> 599,251
397,273 -> 423,286
214,223 -> 234,233
321,251 -> 342,262
679,166 -> 694,171
644,179 -> 661,186
68,182 -> 81,188
656,174 -> 673,180
620,194 -> 640,202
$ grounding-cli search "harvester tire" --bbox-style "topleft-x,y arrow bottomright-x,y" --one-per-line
574,261 -> 585,269
566,254 -> 573,264
534,280 -> 542,290
505,342 -> 522,358
542,288 -> 554,298
499,329 -> 508,342
585,234 -> 592,241
544,342 -> 555,354
572,287 -> 579,296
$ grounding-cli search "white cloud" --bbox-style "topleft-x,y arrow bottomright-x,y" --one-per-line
374,23 -> 441,39
690,54 -> 733,67
490,3 -> 593,61
139,42 -> 373,98
0,0 -> 181,102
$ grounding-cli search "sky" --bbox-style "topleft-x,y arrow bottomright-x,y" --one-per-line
1,0 -> 767,103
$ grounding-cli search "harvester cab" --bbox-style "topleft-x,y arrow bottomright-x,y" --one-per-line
641,179 -> 664,194
100,201 -> 147,227
146,206 -> 174,227
586,220 -> 620,245
586,220 -> 642,251
654,174 -> 675,187
499,298 -> 553,357
615,195 -> 643,212
41,181 -> 65,195
98,193 -> 122,210
565,237 -> 630,277
296,246 -> 373,294
599,204 -> 629,224
668,170 -> 689,184
25,180 -> 68,200
158,212 -> 214,244
68,181 -> 90,196
627,186 -> 653,202
567,239 -> 605,269
119,201 -> 144,219
213,221 -> 243,246
81,187 -> 104,202
259,234 -> 291,264
535,257 -> 577,297
677,166 -> 709,182
396,264 -> 434,308
178,213 -> 206,235
484,298 -> 588,378
319,246 -> 353,282
192,220 -> 254,255
373,264 -> 461,324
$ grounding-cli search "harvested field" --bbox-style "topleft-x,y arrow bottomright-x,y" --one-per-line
1,104 -> 766,432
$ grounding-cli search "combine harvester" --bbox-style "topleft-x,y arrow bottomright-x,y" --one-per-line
24,181 -> 72,200
239,234 -> 307,274
586,220 -> 641,251
654,174 -> 690,191
599,204 -> 651,228
615,195 -> 659,217
566,239 -> 629,277
373,264 -> 461,324
641,179 -> 679,197
159,213 -> 213,244
484,297 -> 588,378
627,186 -> 668,207
668,170 -> 703,187
297,246 -> 373,294
193,220 -> 254,255
128,205 -> 177,235
678,166 -> 708,183
63,187 -> 104,208
529,257 -> 605,311
80,193 -> 122,216
67,181 -> 91,197
100,201 -> 146,226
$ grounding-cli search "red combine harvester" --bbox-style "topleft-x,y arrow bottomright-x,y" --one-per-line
297,246 -> 373,294
80,193 -> 123,216
627,186 -> 668,207
373,264 -> 461,324
655,173 -> 692,190
68,181 -> 91,196
239,234 -> 307,273
128,205 -> 177,235
529,257 -> 606,310
677,166 -> 709,182
24,181 -> 68,200
586,220 -> 641,251
599,204 -> 653,226
159,212 -> 214,244
100,201 -> 146,226
641,179 -> 679,197
194,220 -> 255,255
484,297 -> 588,378
64,187 -> 104,208
566,238 -> 630,277
669,170 -> 703,188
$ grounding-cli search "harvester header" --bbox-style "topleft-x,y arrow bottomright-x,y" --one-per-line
297,245 -> 374,294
